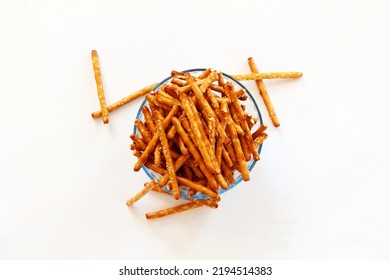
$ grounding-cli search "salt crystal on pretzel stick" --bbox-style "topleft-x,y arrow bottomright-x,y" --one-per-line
247,57 -> 280,127
153,109 -> 180,200
91,82 -> 158,118
126,179 -> 158,206
145,201 -> 209,220
231,71 -> 303,81
91,50 -> 109,123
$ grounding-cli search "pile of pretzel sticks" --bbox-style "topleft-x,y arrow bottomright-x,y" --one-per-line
90,50 -> 302,219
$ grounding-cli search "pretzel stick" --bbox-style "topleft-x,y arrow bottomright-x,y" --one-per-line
226,115 -> 250,181
126,179 -> 158,206
91,83 -> 158,118
145,201 -> 207,220
252,124 -> 268,140
133,106 -> 178,171
154,110 -> 179,200
247,57 -> 280,127
231,71 -> 303,81
254,133 -> 268,148
91,50 -> 109,123
135,119 -> 152,143
158,155 -> 190,187
177,176 -> 217,198
172,117 -> 218,190
142,106 -> 155,135
129,134 -> 147,150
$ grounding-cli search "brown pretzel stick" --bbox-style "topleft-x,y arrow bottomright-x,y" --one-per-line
133,106 -> 178,171
145,200 -> 210,220
91,82 -> 158,118
158,154 -> 190,187
177,177 -> 217,198
126,179 -> 158,206
247,57 -> 280,127
91,50 -> 109,123
154,110 -> 179,200
254,133 -> 268,148
231,71 -> 303,81
172,117 -> 219,190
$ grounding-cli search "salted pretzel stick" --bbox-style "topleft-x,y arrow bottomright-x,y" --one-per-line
179,91 -> 215,173
154,110 -> 179,200
247,57 -> 280,127
231,71 -> 303,81
91,82 -> 158,118
186,73 -> 229,146
126,179 -> 158,206
145,201 -> 207,220
172,117 -> 218,190
91,50 -> 109,123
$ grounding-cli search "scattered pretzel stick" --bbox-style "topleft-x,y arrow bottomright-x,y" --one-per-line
247,57 -> 280,127
145,200 -> 207,220
91,82 -> 158,118
126,179 -> 158,206
91,50 -> 109,124
231,71 -> 303,81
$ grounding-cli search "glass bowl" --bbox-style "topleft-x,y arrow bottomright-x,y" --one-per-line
133,68 -> 264,199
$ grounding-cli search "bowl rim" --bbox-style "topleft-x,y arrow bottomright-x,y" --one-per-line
133,68 -> 264,199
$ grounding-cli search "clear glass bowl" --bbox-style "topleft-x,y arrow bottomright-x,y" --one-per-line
133,68 -> 264,199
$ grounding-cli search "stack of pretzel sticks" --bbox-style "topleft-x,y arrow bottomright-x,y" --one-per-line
90,51 -> 302,219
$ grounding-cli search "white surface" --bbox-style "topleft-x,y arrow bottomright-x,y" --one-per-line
1,0 -> 389,260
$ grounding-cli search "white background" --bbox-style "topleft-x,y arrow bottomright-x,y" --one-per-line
1,0 -> 389,260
